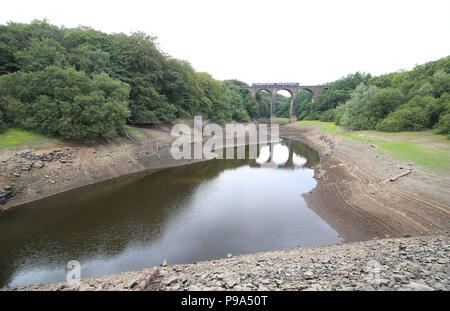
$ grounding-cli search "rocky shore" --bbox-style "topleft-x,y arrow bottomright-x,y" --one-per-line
6,235 -> 449,291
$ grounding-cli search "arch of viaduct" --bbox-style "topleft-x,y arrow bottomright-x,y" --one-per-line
240,85 -> 331,122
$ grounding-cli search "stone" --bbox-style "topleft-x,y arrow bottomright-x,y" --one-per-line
161,259 -> 167,267
188,285 -> 202,291
227,253 -> 233,258
164,276 -> 178,286
404,282 -> 435,291
304,271 -> 315,279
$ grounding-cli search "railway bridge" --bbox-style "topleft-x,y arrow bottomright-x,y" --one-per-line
240,84 -> 331,122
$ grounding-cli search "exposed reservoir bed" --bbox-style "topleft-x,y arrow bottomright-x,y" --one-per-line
0,139 -> 341,287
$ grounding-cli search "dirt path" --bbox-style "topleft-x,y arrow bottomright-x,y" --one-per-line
281,123 -> 450,242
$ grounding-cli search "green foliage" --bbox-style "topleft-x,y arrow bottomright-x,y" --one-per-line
376,107 -> 429,132
0,127 -> 49,148
0,20 -> 448,141
15,38 -> 66,72
0,110 -> 7,132
319,109 -> 336,122
340,84 -> 380,130
0,66 -> 130,142
435,113 -> 450,138
332,57 -> 449,135
432,70 -> 450,97
0,20 -> 255,141
433,93 -> 450,137
275,94 -> 290,118
296,72 -> 370,120
367,88 -> 405,122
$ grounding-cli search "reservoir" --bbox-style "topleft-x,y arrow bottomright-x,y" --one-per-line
0,138 -> 341,287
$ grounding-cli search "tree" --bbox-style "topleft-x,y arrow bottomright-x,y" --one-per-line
0,110 -> 6,132
432,70 -> 450,97
0,66 -> 130,142
340,84 -> 379,130
15,38 -> 66,72
376,107 -> 429,132
367,88 -> 405,123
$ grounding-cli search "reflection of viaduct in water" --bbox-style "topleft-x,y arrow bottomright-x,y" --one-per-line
249,140 -> 311,169
240,84 -> 331,123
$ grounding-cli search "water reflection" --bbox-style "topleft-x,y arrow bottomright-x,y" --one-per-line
0,139 -> 340,287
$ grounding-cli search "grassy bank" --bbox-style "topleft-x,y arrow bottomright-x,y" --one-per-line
0,128 -> 51,149
295,120 -> 450,174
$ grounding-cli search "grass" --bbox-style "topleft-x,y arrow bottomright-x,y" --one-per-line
294,120 -> 450,174
0,128 -> 50,149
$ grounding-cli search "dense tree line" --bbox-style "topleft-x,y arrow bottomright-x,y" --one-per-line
298,57 -> 449,137
0,20 -> 448,141
0,20 -> 258,141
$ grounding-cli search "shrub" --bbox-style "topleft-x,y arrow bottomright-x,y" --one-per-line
376,106 -> 429,132
367,88 -> 405,121
0,111 -> 7,132
0,66 -> 130,142
434,113 -> 450,138
340,84 -> 380,130
319,109 -> 336,122
304,111 -> 321,120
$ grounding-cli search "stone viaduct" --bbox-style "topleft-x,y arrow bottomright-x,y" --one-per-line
240,84 -> 331,122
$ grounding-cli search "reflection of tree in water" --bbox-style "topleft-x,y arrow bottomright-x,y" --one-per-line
0,139 -> 319,287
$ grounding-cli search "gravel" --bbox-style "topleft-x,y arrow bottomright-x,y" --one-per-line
4,235 -> 449,291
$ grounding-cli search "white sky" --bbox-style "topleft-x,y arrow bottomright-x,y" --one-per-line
1,0 -> 449,85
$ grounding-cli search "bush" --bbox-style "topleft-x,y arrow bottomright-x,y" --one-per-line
434,113 -> 450,138
376,106 -> 429,132
319,109 -> 336,122
304,111 -> 321,120
367,88 -> 405,121
0,66 -> 130,142
340,84 -> 380,130
0,111 -> 7,132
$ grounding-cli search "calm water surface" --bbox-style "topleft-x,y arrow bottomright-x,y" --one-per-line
0,139 -> 341,287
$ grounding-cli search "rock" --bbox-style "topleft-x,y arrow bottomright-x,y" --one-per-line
404,282 -> 435,291
33,161 -> 44,169
8,235 -> 450,292
304,271 -> 315,279
227,253 -> 233,258
224,277 -> 238,288
161,259 -> 167,267
0,185 -> 15,205
188,285 -> 202,291
164,276 -> 178,286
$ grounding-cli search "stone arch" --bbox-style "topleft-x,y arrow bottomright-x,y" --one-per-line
301,87 -> 314,96
275,88 -> 297,122
276,88 -> 294,97
255,88 -> 273,97
273,88 -> 295,122
254,89 -> 275,121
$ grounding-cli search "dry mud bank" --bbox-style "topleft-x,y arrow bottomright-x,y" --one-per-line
281,123 -> 450,242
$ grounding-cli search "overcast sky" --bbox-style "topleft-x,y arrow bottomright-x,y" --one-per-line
1,0 -> 449,85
